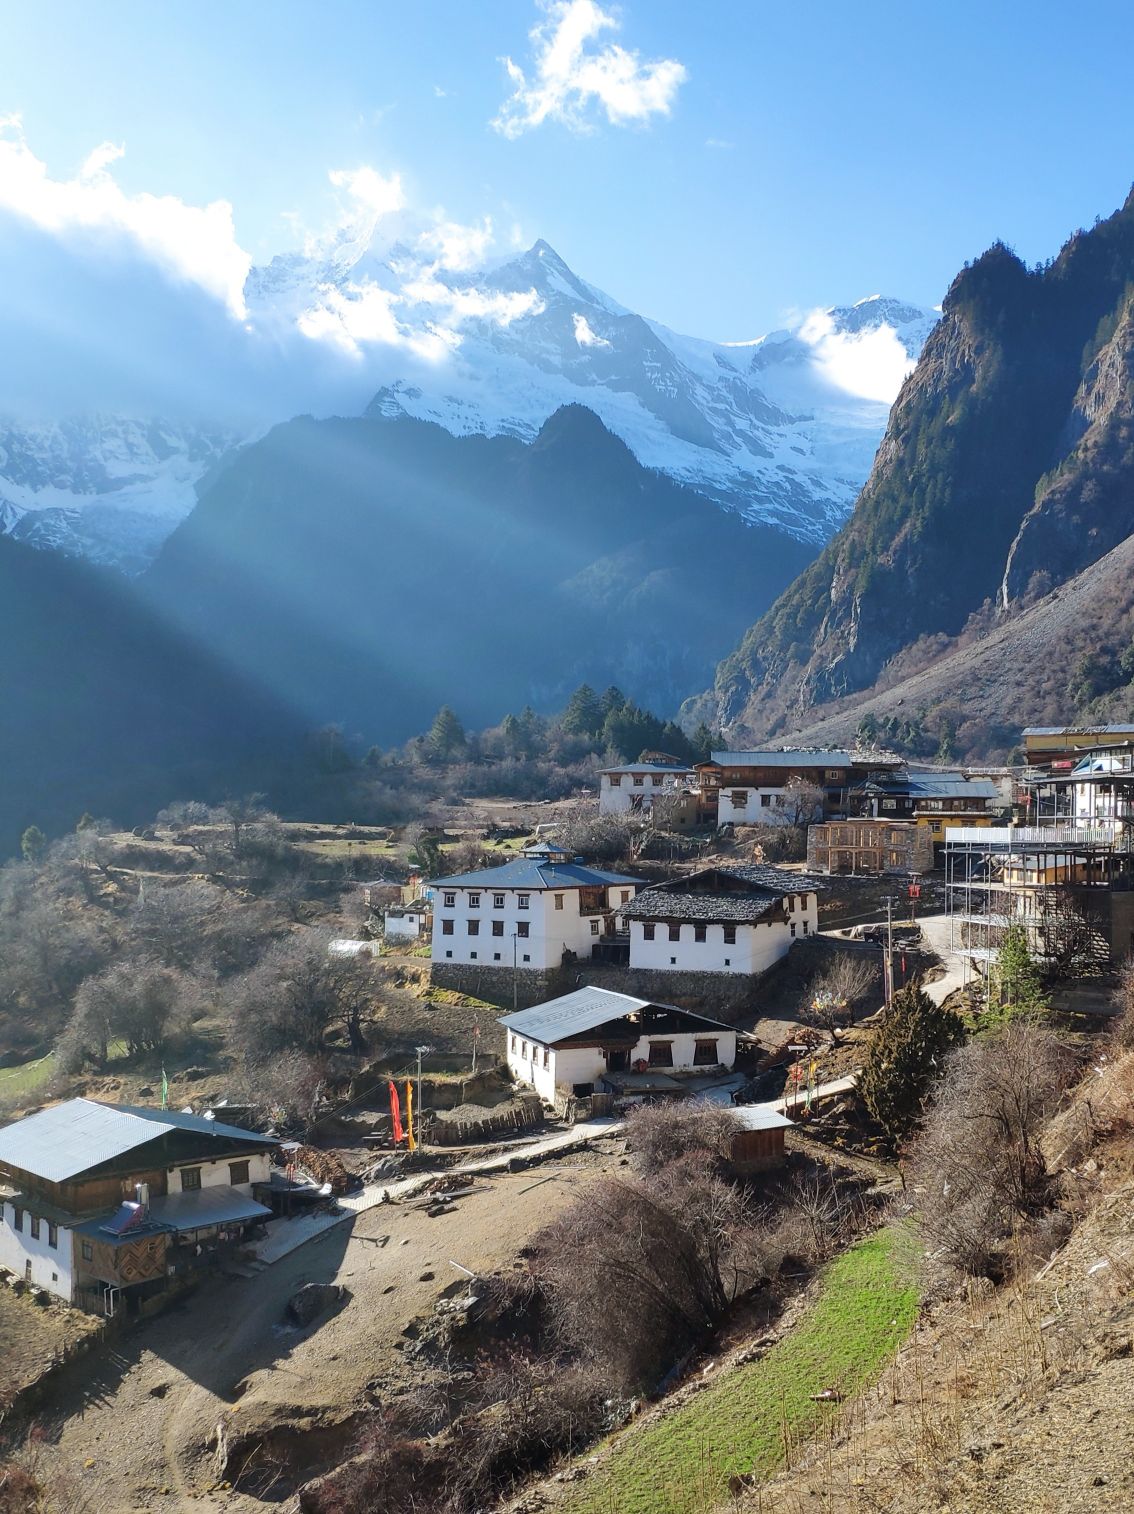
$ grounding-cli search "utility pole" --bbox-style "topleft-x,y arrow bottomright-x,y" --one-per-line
883,895 -> 896,1007
415,1044 -> 433,1150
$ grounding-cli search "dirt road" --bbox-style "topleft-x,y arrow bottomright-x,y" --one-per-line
28,1153 -> 605,1512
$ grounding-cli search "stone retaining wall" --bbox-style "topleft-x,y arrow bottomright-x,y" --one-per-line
429,961 -> 566,1008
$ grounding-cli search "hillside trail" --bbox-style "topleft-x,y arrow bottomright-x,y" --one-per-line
27,1161 -> 597,1512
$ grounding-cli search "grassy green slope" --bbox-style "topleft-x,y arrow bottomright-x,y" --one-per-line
565,1229 -> 919,1514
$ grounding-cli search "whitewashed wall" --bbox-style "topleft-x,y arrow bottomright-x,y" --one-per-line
628,894 -> 817,976
169,1152 -> 271,1193
505,1027 -> 737,1100
432,883 -> 637,971
0,1201 -> 73,1299
599,772 -> 693,816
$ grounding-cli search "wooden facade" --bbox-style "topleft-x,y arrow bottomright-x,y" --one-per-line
807,819 -> 934,876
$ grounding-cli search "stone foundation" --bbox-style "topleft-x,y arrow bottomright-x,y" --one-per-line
429,960 -> 566,1009
571,963 -> 763,1025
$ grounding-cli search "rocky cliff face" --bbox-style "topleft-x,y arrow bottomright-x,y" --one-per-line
702,187 -> 1134,738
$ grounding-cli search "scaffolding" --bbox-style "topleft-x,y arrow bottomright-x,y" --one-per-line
945,825 -> 1134,987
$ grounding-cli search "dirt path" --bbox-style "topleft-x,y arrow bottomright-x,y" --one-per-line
27,1154 -> 605,1512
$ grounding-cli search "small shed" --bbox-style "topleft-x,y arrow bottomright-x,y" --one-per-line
728,1105 -> 793,1174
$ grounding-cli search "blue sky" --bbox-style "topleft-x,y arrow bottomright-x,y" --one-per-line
2,0 -> 1134,341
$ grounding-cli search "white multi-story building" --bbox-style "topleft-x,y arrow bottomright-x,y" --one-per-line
428,856 -> 642,973
599,761 -> 698,816
623,864 -> 821,977
0,1099 -> 273,1309
499,986 -> 739,1104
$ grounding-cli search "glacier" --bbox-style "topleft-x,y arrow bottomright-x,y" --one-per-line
1,234 -> 936,571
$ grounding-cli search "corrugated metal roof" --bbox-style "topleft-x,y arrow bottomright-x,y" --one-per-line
147,1185 -> 271,1232
0,1099 -> 272,1184
707,750 -> 853,769
498,987 -> 737,1044
429,858 -> 642,889
600,762 -> 694,774
1025,725 -> 1134,737
730,1105 -> 794,1132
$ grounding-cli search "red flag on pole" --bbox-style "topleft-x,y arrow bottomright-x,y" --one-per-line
388,1080 -> 404,1144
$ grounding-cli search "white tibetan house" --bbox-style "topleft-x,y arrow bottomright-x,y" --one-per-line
499,986 -> 739,1104
599,760 -> 698,816
428,856 -> 641,973
622,865 -> 822,977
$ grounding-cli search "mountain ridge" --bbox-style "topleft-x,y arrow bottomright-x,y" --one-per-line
698,188 -> 1134,746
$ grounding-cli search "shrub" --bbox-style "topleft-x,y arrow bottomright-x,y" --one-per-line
858,984 -> 966,1150
625,1100 -> 740,1177
908,1021 -> 1075,1276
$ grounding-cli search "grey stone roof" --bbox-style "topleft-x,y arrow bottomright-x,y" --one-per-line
707,750 -> 853,769
622,864 -> 822,924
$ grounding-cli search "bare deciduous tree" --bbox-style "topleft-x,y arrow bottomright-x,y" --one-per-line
908,1021 -> 1076,1276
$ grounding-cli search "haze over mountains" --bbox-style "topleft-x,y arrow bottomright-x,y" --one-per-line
0,226 -> 934,571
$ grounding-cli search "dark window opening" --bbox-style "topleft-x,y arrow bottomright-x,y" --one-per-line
229,1160 -> 250,1186
693,1039 -> 718,1065
181,1167 -> 202,1191
647,1041 -> 673,1066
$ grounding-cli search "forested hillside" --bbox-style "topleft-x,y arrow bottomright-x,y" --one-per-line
143,404 -> 813,742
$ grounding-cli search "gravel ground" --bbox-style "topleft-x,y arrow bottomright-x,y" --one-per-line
16,1149 -> 608,1512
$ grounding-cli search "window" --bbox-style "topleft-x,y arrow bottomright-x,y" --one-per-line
694,924 -> 707,943
492,920 -> 504,936
693,1039 -> 718,1066
651,775 -> 663,787
493,952 -> 501,961
761,793 -> 772,808
48,1222 -> 58,1249
517,921 -> 530,938
554,894 -> 564,910
521,1041 -> 528,1059
181,1167 -> 202,1191
633,775 -> 644,787
517,894 -> 530,910
468,892 -> 480,909
81,1240 -> 93,1262
620,890 -> 630,904
723,925 -> 737,945
467,919 -> 479,935
609,774 -> 622,786
724,958 -> 731,967
494,893 -> 505,909
542,1047 -> 550,1069
590,920 -> 600,935
445,949 -> 453,958
774,795 -> 784,807
511,1034 -> 517,1052
443,892 -> 456,908
790,922 -> 797,936
668,924 -> 680,942
731,791 -> 746,808
470,950 -> 478,960
802,921 -> 810,935
522,953 -> 531,963
882,799 -> 897,811
30,1216 -> 40,1241
225,1160 -> 250,1187
442,918 -> 454,935
826,769 -> 842,782
642,922 -> 655,940
647,1041 -> 673,1066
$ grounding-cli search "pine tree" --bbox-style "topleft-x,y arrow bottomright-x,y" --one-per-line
561,684 -> 603,739
690,723 -> 717,763
20,825 -> 46,863
599,685 -> 626,717
859,984 -> 966,1149
426,706 -> 467,762
994,924 -> 1047,1019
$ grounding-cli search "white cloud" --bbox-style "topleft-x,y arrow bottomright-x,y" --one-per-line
399,275 -> 545,327
0,116 -> 251,318
797,307 -> 915,404
328,165 -> 405,220
416,215 -> 495,271
296,280 -> 454,362
572,312 -> 610,348
492,0 -> 686,139
705,137 -> 734,151
433,85 -> 449,99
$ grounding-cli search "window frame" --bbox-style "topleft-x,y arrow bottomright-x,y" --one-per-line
181,1166 -> 203,1192
229,1160 -> 251,1186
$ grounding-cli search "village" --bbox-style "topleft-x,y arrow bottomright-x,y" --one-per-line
1,722 -> 1132,1511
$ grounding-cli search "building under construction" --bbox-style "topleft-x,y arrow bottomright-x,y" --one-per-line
945,825 -> 1134,981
